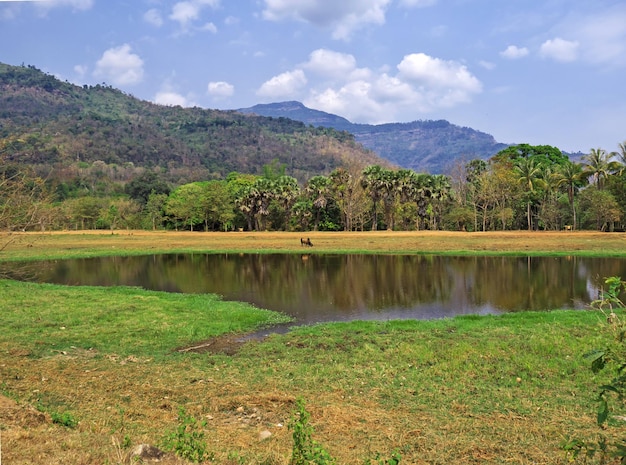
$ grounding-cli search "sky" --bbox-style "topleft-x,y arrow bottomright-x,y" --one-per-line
1,0 -> 625,154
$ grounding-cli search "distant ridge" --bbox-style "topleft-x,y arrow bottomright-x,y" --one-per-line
239,101 -> 509,173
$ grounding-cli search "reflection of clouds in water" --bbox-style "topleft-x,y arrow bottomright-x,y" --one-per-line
3,254 -> 622,326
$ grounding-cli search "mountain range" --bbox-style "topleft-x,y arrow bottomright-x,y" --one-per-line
238,101 -> 510,174
0,62 -> 387,186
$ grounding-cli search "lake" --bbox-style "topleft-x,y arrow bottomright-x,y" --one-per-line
2,253 -> 622,326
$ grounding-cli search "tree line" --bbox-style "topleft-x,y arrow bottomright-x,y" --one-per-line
2,142 -> 626,233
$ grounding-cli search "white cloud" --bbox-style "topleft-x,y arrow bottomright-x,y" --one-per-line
169,0 -> 219,31
479,60 -> 496,70
93,44 -> 144,86
298,50 -> 482,123
257,69 -> 307,99
154,91 -> 190,107
201,21 -> 217,33
38,0 -> 93,10
574,6 -> 626,66
303,49 -> 357,78
207,81 -> 234,98
500,45 -> 529,60
398,0 -> 437,7
1,0 -> 93,16
540,37 -> 579,62
73,64 -> 87,78
143,8 -> 163,27
397,53 -> 482,94
262,0 -> 391,40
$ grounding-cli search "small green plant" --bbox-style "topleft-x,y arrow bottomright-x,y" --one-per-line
289,398 -> 336,465
563,276 -> 626,463
363,451 -> 402,465
50,411 -> 78,428
162,406 -> 211,463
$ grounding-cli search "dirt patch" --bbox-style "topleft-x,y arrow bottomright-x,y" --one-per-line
0,394 -> 48,428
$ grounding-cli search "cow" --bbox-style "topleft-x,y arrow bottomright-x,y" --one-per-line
300,237 -> 313,247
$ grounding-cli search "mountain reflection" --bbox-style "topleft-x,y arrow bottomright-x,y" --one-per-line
2,254 -> 622,324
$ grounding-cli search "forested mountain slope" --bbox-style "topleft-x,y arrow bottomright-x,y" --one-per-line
0,63 -> 388,185
239,101 -> 510,174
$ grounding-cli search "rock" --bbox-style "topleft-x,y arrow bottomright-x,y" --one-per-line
259,430 -> 272,440
131,444 -> 165,461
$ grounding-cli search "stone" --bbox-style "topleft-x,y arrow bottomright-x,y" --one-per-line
131,444 -> 165,461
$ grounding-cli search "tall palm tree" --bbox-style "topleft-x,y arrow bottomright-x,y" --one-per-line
361,165 -> 385,230
429,174 -> 451,230
554,161 -> 585,229
305,175 -> 331,231
274,175 -> 300,230
613,141 -> 626,175
583,148 -> 619,189
514,157 -> 544,231
405,172 -> 432,230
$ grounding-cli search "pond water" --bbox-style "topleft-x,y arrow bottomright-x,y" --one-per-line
2,254 -> 624,326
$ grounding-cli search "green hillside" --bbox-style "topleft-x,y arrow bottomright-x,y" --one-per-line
0,63 -> 387,185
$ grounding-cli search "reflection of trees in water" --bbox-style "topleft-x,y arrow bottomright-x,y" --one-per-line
6,254 -> 626,317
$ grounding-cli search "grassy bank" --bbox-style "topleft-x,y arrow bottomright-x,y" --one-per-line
0,230 -> 624,464
2,229 -> 626,261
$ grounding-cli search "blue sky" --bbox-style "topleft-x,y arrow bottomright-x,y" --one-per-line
1,0 -> 625,154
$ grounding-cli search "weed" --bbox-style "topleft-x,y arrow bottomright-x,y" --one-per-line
50,411 -> 78,428
289,398 -> 336,465
362,451 -> 402,465
563,276 -> 626,463
162,406 -> 212,463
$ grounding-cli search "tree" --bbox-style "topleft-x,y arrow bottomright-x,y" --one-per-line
165,183 -> 206,231
514,157 -> 545,231
428,174 -> 451,230
272,175 -> 300,231
579,186 -> 621,231
125,171 -> 170,205
329,167 -> 367,231
145,192 -> 168,230
100,198 -> 141,232
0,145 -> 55,232
305,175 -> 331,231
554,161 -> 585,229
361,165 -> 385,230
202,180 -> 235,231
583,148 -> 618,189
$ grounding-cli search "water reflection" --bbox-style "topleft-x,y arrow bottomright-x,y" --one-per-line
2,254 -> 622,325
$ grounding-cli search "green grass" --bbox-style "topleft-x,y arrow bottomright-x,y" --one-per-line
0,272 -> 619,464
0,279 -> 292,358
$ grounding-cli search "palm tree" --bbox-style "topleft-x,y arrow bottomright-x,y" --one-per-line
514,157 -> 544,231
404,172 -> 432,230
554,161 -> 585,229
583,148 -> 619,189
273,175 -> 300,230
361,165 -> 385,230
429,174 -> 451,230
305,175 -> 331,231
613,141 -> 626,175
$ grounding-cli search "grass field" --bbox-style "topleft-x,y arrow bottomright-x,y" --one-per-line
3,229 -> 626,260
1,230 -> 625,464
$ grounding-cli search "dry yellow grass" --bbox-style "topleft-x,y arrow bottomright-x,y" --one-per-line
3,229 -> 626,260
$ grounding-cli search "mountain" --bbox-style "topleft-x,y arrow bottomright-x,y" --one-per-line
0,63 -> 389,186
238,101 -> 510,174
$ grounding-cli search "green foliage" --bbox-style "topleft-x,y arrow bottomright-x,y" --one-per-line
50,410 -> 78,428
289,398 -> 336,465
162,407 -> 212,463
564,277 -> 626,463
362,451 -> 402,465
